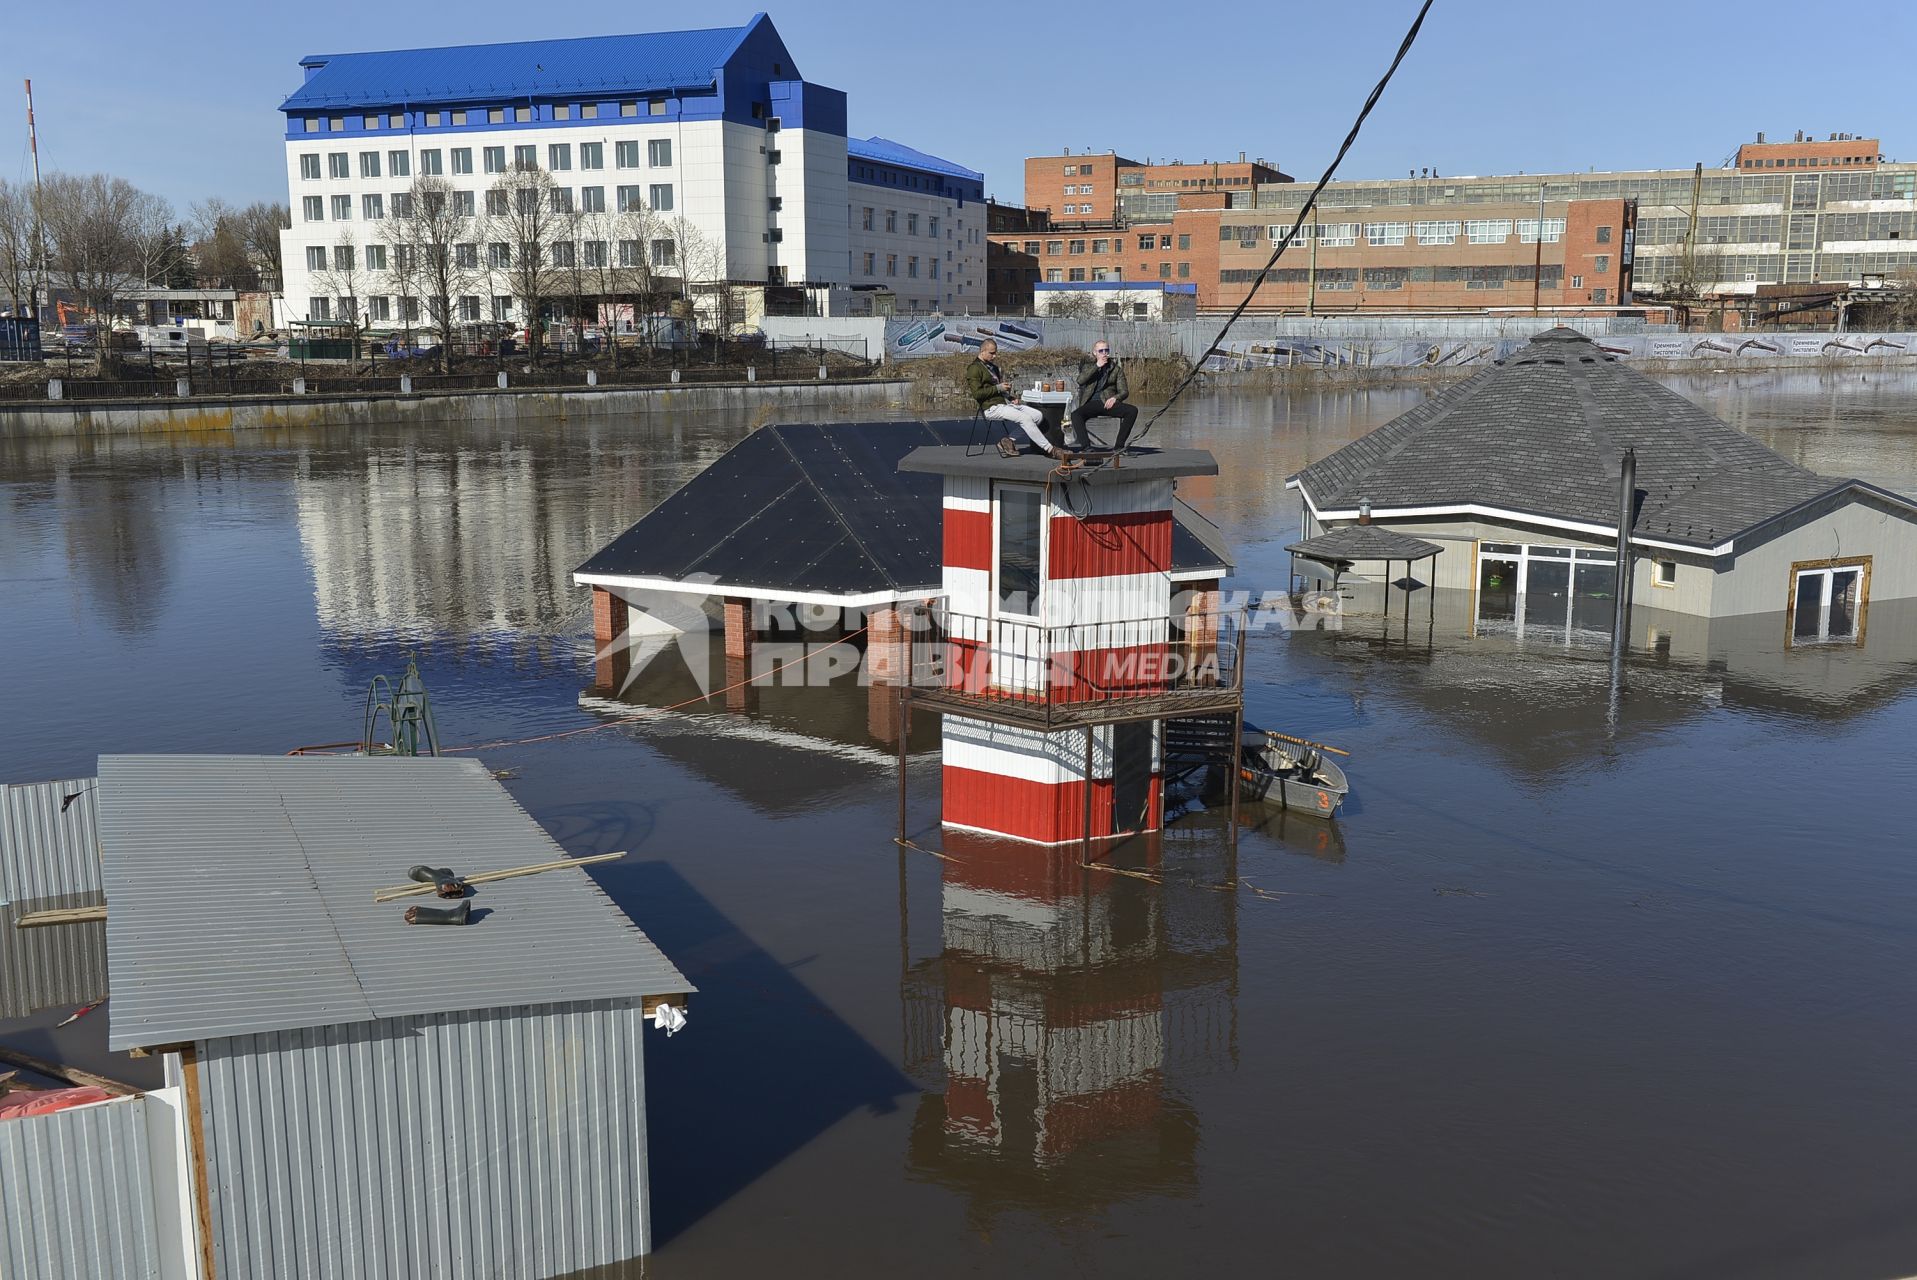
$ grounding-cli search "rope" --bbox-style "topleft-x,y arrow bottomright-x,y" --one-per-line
1134,0 -> 1436,443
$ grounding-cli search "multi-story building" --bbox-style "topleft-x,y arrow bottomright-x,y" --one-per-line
276,15 -> 851,329
1025,150 -> 1289,224
844,138 -> 986,315
989,133 -> 1917,316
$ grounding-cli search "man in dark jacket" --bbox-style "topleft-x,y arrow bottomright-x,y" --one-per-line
1068,340 -> 1138,450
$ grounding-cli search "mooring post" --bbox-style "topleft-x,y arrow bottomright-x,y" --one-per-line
1612,448 -> 1637,654
1227,706 -> 1244,851
896,692 -> 909,843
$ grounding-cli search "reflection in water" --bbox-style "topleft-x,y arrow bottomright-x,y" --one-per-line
901,831 -> 1237,1222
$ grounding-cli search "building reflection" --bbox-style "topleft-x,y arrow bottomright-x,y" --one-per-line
900,831 -> 1238,1217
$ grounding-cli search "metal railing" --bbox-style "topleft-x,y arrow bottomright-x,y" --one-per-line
908,605 -> 1245,728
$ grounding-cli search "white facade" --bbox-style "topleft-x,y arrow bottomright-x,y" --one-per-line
846,185 -> 985,315
279,116 -> 848,328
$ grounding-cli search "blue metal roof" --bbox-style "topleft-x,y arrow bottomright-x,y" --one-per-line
282,15 -> 779,111
849,136 -> 983,182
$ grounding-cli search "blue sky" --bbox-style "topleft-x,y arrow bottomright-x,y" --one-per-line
3,1 -> 1914,216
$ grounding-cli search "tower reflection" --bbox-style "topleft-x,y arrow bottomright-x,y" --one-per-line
901,830 -> 1239,1213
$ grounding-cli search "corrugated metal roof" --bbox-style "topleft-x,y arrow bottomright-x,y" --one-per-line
281,20 -> 760,111
0,778 -> 102,908
849,135 -> 984,182
99,755 -> 691,1051
0,1094 -> 164,1279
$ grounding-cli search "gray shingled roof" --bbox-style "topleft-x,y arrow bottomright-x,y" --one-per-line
1285,526 -> 1443,565
1288,327 -> 1867,549
99,755 -> 691,1050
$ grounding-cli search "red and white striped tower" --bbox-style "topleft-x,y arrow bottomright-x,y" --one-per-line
902,447 -> 1224,846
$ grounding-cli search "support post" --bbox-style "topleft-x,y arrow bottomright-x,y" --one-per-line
896,693 -> 909,842
1227,705 -> 1244,850
1612,448 -> 1637,654
590,587 -> 630,693
723,597 -> 754,661
1083,727 -> 1095,864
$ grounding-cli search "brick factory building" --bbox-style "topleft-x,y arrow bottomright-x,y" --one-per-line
1024,149 -> 1290,225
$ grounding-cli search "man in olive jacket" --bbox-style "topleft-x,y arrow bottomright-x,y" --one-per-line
1068,339 -> 1138,450
965,338 -> 1055,455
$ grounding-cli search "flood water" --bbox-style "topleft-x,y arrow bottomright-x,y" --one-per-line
5,371 -> 1917,1278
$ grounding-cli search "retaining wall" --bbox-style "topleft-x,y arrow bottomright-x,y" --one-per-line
0,378 -> 916,440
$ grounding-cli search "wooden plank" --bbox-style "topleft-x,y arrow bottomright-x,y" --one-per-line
370,851 -> 626,903
0,1045 -> 138,1097
640,993 -> 690,1011
13,904 -> 108,928
180,1045 -> 218,1280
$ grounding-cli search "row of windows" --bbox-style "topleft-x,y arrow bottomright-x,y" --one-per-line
301,184 -> 674,222
856,207 -> 945,237
296,99 -> 673,134
1637,210 -> 1917,249
1219,264 -> 1568,285
1015,233 -> 1191,255
1214,218 -> 1572,247
858,252 -> 939,279
1741,155 -> 1876,168
305,237 -> 680,276
1257,169 -> 1917,213
849,163 -> 975,198
299,139 -> 670,181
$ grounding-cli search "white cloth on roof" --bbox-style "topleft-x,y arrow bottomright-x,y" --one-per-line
652,1002 -> 687,1036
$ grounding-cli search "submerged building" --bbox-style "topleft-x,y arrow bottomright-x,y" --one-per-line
1288,327 -> 1917,639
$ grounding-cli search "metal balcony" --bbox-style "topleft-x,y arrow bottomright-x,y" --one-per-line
904,606 -> 1246,731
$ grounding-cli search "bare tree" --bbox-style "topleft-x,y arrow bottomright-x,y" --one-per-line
1043,290 -> 1096,319
669,215 -> 734,342
237,201 -> 288,289
0,179 -> 47,319
392,176 -> 473,371
308,231 -> 368,356
40,172 -> 171,370
613,204 -> 669,356
487,163 -> 563,360
189,198 -> 255,289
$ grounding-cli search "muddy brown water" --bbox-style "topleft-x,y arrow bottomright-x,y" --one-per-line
5,372 -> 1917,1278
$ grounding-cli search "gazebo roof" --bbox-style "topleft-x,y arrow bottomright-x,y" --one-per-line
1285,525 -> 1443,566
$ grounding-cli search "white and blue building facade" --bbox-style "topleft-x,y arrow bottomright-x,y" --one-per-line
277,14 -> 852,327
844,138 -> 987,315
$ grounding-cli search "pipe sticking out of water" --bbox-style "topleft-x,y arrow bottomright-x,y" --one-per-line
1611,449 -> 1637,655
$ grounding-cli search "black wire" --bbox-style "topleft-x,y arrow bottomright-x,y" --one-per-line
1135,0 -> 1436,443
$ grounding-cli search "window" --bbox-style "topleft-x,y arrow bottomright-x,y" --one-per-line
907,212 -> 919,236
450,110 -> 467,126
332,244 -> 354,270
419,149 -> 442,176
359,151 -> 380,178
299,153 -> 321,180
483,147 -> 505,174
651,238 -> 675,268
1178,261 -> 1190,278
886,210 -> 898,233
1092,238 -> 1109,253
367,296 -> 390,321
929,216 -> 940,238
1653,560 -> 1677,587
392,244 -> 413,272
1416,220 -> 1460,244
583,240 -> 607,267
1596,225 -> 1613,244
389,151 -> 410,178
303,118 -> 319,134
1159,261 -> 1171,278
513,145 -> 536,170
456,294 -> 481,321
515,188 -> 538,215
620,102 -> 638,118
1790,559 -> 1869,645
550,240 -> 575,267
1068,239 -> 1085,254
1045,268 -> 1062,282
648,139 -> 672,167
615,141 -> 640,168
491,296 -> 512,320
1022,240 -> 1040,254
303,196 -> 324,221
996,487 -> 1042,616
362,193 -> 384,220
1591,288 -> 1608,303
454,243 -> 477,268
580,142 -> 603,170
305,246 -> 327,270
861,207 -> 874,231
1517,218 -> 1565,244
483,189 -> 507,217
1067,267 -> 1085,282
1316,222 -> 1358,248
451,148 -> 473,175
1046,240 -> 1063,255
929,260 -> 938,280
1158,234 -> 1172,249
550,188 -> 573,214
390,192 -> 412,217
886,254 -> 898,277
617,185 -> 642,212
862,252 -> 875,275
1466,219 -> 1512,244
1366,221 -> 1408,246
453,190 -> 474,217
309,297 -> 330,320
328,117 -> 343,133
488,243 -> 511,268
328,152 -> 349,179
365,244 -> 387,270
331,195 -> 353,220
580,104 -> 598,120
580,185 -> 605,213
650,100 -> 666,116
1137,234 -> 1155,251
908,256 -> 919,278
514,106 -> 532,123
549,143 -> 571,171
617,239 -> 641,267
649,184 -> 673,211
1178,233 -> 1191,250
1571,274 -> 1583,289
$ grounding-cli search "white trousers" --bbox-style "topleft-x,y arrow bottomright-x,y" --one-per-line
985,402 -> 1050,451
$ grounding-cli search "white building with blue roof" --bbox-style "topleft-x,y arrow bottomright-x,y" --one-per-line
845,137 -> 987,315
277,13 -> 854,330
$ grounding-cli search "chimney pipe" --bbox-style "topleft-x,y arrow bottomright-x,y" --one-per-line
1358,498 -> 1372,526
1756,131 -> 1765,144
